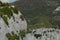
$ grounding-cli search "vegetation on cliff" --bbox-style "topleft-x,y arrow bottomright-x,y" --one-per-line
0,1 -> 18,26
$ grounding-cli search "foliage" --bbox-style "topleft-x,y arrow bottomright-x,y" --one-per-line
6,33 -> 19,40
16,0 -> 60,29
11,7 -> 18,14
2,16 -> 9,26
20,15 -> 24,21
19,30 -> 26,39
0,1 -> 18,26
27,16 -> 53,30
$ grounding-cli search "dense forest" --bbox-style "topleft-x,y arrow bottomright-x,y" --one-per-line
12,0 -> 60,29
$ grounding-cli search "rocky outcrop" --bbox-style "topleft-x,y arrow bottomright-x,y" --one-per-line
0,1 -> 27,40
24,28 -> 60,40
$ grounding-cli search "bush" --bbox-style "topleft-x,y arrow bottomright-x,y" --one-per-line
20,15 -> 24,21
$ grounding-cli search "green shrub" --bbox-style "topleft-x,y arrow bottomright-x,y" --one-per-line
6,33 -> 19,40
20,15 -> 24,21
2,16 -> 9,26
19,30 -> 26,39
5,33 -> 11,39
11,7 -> 18,14
0,1 -> 19,26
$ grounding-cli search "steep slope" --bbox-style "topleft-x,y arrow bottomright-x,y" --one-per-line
0,1 -> 27,40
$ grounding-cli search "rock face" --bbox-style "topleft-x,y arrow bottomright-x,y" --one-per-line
24,28 -> 60,40
0,11 -> 27,40
0,4 -> 27,40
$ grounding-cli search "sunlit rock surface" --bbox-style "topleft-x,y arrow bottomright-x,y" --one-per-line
23,28 -> 60,40
55,6 -> 60,11
23,33 -> 37,40
0,11 -> 27,40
